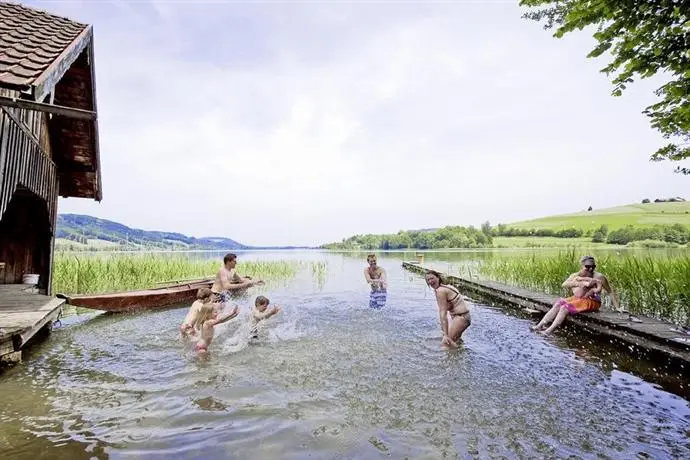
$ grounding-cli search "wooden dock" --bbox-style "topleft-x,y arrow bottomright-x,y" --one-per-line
402,262 -> 690,366
0,284 -> 64,363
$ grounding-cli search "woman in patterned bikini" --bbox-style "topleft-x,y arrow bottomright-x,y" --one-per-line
425,270 -> 471,348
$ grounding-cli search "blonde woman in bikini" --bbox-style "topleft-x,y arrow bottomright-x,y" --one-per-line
425,270 -> 471,348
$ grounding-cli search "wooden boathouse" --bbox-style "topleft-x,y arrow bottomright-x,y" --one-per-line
0,2 -> 101,363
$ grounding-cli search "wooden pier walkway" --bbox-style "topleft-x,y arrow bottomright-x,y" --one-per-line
0,284 -> 64,364
402,262 -> 690,366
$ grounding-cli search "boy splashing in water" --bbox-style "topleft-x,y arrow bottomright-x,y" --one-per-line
250,295 -> 281,339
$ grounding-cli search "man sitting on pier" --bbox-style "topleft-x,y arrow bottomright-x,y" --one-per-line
532,255 -> 620,335
211,253 -> 264,305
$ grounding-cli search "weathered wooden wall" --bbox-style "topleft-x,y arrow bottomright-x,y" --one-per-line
0,103 -> 58,293
0,88 -> 51,156
51,49 -> 97,198
0,108 -> 58,225
0,191 -> 52,290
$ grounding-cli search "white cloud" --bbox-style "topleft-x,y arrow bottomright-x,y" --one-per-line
37,0 -> 688,246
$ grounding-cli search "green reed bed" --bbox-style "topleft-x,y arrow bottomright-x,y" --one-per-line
311,261 -> 328,289
52,253 -> 308,295
474,250 -> 690,325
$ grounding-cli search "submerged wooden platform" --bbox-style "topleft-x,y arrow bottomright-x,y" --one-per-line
0,284 -> 64,362
402,262 -> 690,366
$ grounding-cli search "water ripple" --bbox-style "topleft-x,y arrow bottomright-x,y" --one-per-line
1,253 -> 688,459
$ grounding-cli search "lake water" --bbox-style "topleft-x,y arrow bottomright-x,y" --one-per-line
1,250 -> 688,459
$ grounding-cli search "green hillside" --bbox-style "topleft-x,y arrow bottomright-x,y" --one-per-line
322,200 -> 690,250
508,202 -> 690,231
56,214 -> 248,251
55,214 -> 314,251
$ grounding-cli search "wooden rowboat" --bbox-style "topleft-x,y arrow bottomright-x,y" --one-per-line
56,278 -> 214,312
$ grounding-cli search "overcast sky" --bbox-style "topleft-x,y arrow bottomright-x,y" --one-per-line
33,0 -> 688,247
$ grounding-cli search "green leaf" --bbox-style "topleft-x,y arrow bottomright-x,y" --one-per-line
520,0 -> 690,173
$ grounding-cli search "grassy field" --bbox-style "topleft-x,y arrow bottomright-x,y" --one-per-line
508,202 -> 690,231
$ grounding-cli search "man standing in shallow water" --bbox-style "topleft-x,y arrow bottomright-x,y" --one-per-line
211,253 -> 264,305
532,255 -> 620,335
364,254 -> 387,309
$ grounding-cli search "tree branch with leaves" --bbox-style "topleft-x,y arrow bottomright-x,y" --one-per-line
520,0 -> 690,174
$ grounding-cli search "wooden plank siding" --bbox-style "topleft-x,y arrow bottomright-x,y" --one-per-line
0,191 -> 52,290
51,50 -> 99,199
0,106 -> 57,293
0,88 -> 53,159
0,107 -> 58,226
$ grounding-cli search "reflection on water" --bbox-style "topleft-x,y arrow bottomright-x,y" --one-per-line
0,251 -> 688,459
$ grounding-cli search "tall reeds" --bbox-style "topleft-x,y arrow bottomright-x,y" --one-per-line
52,253 -> 310,295
476,250 -> 690,325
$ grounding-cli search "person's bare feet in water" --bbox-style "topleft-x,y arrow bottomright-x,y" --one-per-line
538,325 -> 557,335
441,336 -> 460,349
531,324 -> 546,331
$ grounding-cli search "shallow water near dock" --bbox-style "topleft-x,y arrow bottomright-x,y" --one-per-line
1,251 -> 689,459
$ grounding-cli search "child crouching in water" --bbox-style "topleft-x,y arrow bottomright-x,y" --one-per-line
180,287 -> 239,353
180,287 -> 218,338
250,295 -> 281,339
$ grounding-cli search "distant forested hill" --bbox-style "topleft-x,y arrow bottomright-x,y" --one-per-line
56,214 -> 248,250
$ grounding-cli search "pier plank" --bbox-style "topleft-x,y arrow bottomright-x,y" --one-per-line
0,284 -> 64,357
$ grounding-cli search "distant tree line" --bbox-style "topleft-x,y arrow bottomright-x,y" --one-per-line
323,222 -> 689,249
321,225 -> 493,250
491,224 -> 584,238
606,224 -> 689,246
641,197 -> 685,203
60,233 -> 89,244
490,222 -> 689,245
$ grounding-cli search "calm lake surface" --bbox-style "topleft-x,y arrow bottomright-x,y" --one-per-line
1,250 -> 688,459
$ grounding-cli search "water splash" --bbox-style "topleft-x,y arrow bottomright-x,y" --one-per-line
266,312 -> 307,343
215,312 -> 254,354
213,304 -> 307,355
